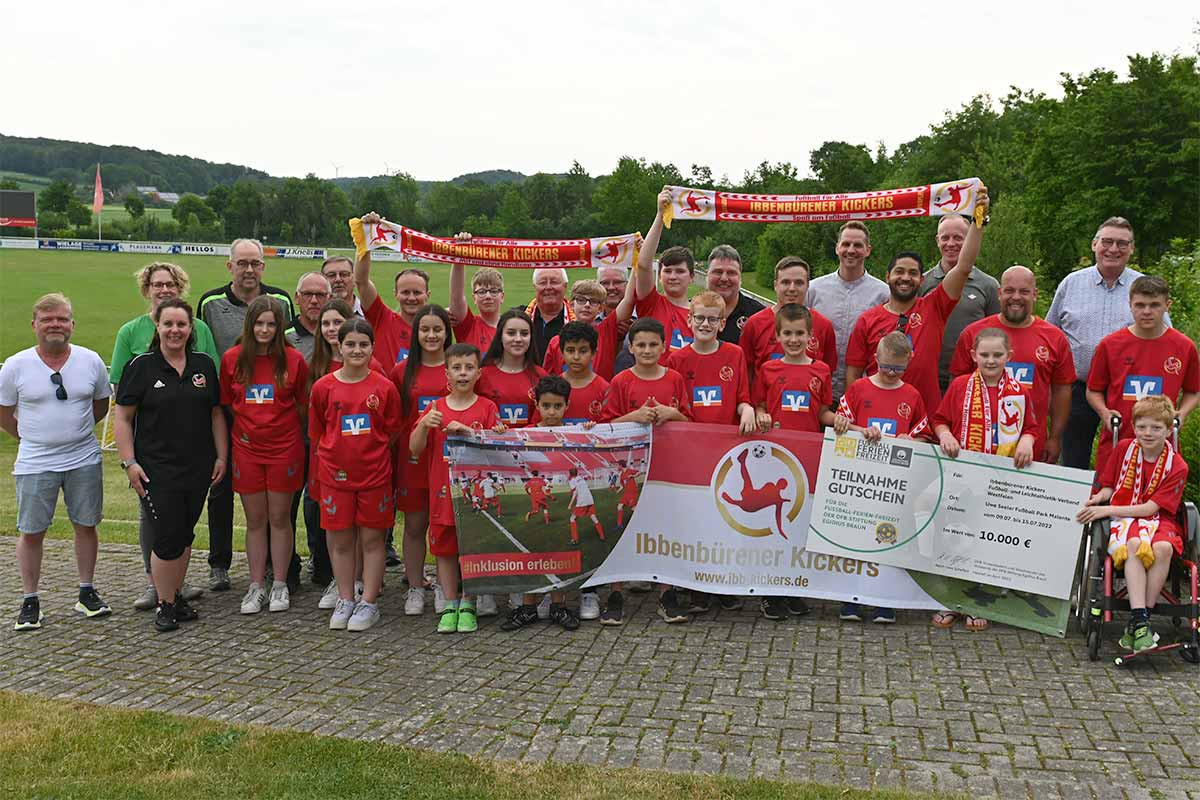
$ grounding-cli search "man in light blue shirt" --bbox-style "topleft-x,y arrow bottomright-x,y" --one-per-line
1045,216 -> 1166,469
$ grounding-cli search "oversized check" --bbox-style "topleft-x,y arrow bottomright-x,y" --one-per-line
806,431 -> 1095,599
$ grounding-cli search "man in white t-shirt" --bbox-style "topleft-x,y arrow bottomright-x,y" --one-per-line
0,293 -> 113,631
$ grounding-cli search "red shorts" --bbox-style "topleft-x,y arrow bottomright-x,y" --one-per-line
572,504 -> 595,518
394,484 -> 429,513
529,496 -> 549,510
620,491 -> 638,507
233,456 -> 305,495
318,483 -> 394,531
428,522 -> 459,557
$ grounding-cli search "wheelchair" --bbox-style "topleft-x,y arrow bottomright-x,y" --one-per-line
1073,418 -> 1199,666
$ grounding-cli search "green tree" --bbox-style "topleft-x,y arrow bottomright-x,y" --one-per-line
172,193 -> 216,225
0,178 -> 19,190
123,193 -> 145,218
205,184 -> 231,217
224,180 -> 266,239
39,179 -> 76,213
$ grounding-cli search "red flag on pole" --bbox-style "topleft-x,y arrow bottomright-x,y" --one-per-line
92,165 -> 104,215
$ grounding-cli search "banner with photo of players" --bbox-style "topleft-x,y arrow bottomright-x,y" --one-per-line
448,423 -> 651,595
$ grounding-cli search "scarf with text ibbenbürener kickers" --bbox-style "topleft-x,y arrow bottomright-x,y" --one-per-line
1107,438 -> 1175,569
661,178 -> 984,227
960,369 -> 1025,457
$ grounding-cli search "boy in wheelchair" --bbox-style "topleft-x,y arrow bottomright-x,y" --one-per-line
1076,396 -> 1189,652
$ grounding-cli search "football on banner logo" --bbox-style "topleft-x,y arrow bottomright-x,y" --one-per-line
710,441 -> 808,540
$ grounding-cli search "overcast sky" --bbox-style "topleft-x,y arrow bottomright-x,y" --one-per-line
5,1 -> 1195,183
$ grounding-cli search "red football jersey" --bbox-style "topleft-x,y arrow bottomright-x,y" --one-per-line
667,342 -> 751,425
836,377 -> 930,439
389,359 -> 451,490
604,368 -> 693,421
562,374 -> 611,425
308,371 -> 403,490
526,476 -> 548,501
1088,327 -> 1200,474
477,364 -> 546,428
219,346 -> 310,464
1101,437 -> 1189,521
846,284 -> 957,415
635,288 -> 693,361
426,396 -> 500,526
739,306 -> 838,379
753,359 -> 833,433
950,315 -> 1075,459
363,295 -> 414,368
541,313 -> 622,380
932,374 -> 1040,450
452,309 -> 497,355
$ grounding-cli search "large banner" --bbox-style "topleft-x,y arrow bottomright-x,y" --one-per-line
449,424 -> 651,595
0,190 -> 36,227
349,217 -> 640,271
661,178 -> 983,227
584,424 -> 943,611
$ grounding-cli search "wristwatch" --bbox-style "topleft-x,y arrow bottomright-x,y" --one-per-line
120,458 -> 137,469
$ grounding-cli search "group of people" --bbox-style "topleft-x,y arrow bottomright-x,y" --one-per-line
2,184 -> 1195,649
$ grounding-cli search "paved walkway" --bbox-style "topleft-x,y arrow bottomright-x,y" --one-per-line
2,539 -> 1198,800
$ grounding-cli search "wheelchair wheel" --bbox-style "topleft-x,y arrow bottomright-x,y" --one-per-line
1182,646 -> 1199,665
1087,628 -> 1101,662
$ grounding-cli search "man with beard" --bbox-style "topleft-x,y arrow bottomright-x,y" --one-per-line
704,244 -> 764,345
949,266 -> 1075,463
918,214 -> 1000,392
845,189 -> 989,414
320,256 -> 361,315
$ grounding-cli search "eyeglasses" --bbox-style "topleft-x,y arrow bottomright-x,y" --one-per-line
234,259 -> 265,269
877,363 -> 907,375
691,315 -> 722,326
1098,238 -> 1132,250
50,372 -> 67,401
896,314 -> 909,332
299,291 -> 330,300
573,297 -> 603,307
148,281 -> 177,290
473,288 -> 503,296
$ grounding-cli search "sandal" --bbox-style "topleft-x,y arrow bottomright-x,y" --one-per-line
964,615 -> 989,632
931,611 -> 960,628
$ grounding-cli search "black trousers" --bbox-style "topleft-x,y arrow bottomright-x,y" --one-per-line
1062,380 -> 1099,470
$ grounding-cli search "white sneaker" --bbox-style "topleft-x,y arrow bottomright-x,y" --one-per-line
433,582 -> 447,614
240,584 -> 266,614
404,586 -> 425,616
133,584 -> 158,611
347,602 -> 380,632
179,583 -> 203,602
477,594 -> 498,617
537,593 -> 552,620
508,593 -> 524,609
268,582 -> 290,612
354,580 -> 364,601
318,580 -> 339,610
329,598 -> 355,629
580,592 -> 601,620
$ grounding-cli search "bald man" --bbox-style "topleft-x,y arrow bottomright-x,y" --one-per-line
949,266 -> 1075,463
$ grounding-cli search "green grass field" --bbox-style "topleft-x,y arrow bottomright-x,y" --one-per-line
98,204 -> 174,223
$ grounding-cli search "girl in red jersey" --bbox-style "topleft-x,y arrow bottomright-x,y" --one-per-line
219,296 -> 309,616
930,327 -> 1038,632
309,318 -> 403,632
478,308 -> 546,428
410,344 -> 501,635
390,304 -> 452,616
834,332 -> 931,442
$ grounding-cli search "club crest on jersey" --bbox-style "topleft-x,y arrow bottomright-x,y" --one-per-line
365,393 -> 380,410
867,418 -> 898,435
806,339 -> 819,353
719,365 -> 734,382
1164,357 -> 1182,375
499,404 -> 530,424
897,402 -> 912,419
1122,375 -> 1163,401
588,399 -> 604,417
246,384 -> 275,404
1035,345 -> 1051,363
395,348 -> 410,363
907,312 -> 923,329
418,396 -> 438,412
781,390 -> 811,412
670,328 -> 694,350
1006,362 -> 1035,389
191,373 -> 207,388
693,386 -> 723,407
341,413 -> 371,436
809,376 -> 823,394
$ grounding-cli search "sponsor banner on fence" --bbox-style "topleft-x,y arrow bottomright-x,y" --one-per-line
117,242 -> 177,254
0,237 -> 39,249
38,239 -> 120,252
265,246 -> 326,259
449,424 -> 651,595
179,243 -> 231,256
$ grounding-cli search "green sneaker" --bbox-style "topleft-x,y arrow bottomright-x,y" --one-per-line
1131,623 -> 1157,652
457,603 -> 478,633
437,607 -> 459,634
1118,630 -> 1135,650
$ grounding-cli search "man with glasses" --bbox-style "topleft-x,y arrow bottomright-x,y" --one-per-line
1046,217 -> 1164,469
198,239 -> 295,591
285,272 -> 333,360
0,294 -> 113,630
320,256 -> 362,315
845,189 -> 990,415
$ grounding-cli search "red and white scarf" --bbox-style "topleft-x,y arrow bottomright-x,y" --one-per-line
959,370 -> 1025,456
1107,439 -> 1174,569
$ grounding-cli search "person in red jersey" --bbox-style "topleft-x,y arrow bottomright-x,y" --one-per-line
931,327 -> 1038,633
740,257 -> 837,382
667,291 -> 755,432
542,279 -> 633,380
950,266 -> 1075,463
616,459 -> 641,528
308,318 -> 403,633
753,304 -> 835,434
219,297 -> 309,616
1086,275 -> 1199,478
634,189 -> 697,358
410,343 -> 502,635
1077,396 -> 1189,652
524,469 -> 551,524
352,212 -> 431,367
449,259 -> 504,354
835,332 -> 931,442
478,309 -> 547,429
552,323 -> 610,426
845,187 -> 990,413
389,304 -> 453,617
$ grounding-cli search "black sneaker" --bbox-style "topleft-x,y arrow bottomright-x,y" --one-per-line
155,602 -> 179,633
385,545 -> 402,568
549,603 -> 581,631
760,597 -> 789,620
718,595 -> 744,611
600,590 -> 625,626
14,596 -> 42,631
209,567 -> 231,592
499,604 -> 539,631
74,587 -> 112,618
785,597 -> 811,617
687,591 -> 714,614
658,590 -> 688,623
174,597 -> 200,623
